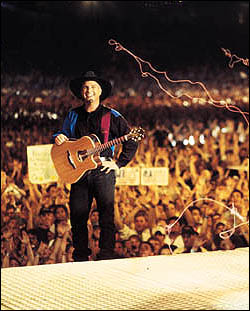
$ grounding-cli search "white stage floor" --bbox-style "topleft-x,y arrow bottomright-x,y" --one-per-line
1,247 -> 249,310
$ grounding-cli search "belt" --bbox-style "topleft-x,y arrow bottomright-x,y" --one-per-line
100,157 -> 113,162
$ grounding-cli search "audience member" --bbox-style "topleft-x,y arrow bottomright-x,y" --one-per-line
1,64 -> 249,267
174,225 -> 208,254
138,241 -> 154,257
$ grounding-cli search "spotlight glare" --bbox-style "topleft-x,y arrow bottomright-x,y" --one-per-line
189,135 -> 195,145
199,134 -> 205,144
171,140 -> 176,147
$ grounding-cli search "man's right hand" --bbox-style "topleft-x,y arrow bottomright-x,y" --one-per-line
55,134 -> 69,145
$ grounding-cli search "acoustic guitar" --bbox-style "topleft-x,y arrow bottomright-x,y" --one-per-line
51,127 -> 145,184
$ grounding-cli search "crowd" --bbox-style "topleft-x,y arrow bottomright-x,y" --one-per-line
1,63 -> 249,267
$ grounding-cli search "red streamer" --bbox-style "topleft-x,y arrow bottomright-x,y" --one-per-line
221,47 -> 249,68
109,39 -> 249,126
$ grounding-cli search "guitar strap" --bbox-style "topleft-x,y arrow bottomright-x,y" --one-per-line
101,111 -> 111,143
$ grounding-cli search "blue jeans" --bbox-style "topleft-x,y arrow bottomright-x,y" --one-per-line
69,168 -> 116,261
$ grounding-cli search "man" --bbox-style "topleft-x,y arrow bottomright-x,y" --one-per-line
113,240 -> 125,259
128,234 -> 141,257
174,225 -> 207,254
89,209 -> 99,227
138,241 -> 154,257
148,236 -> 162,255
189,206 -> 202,233
53,71 -> 138,261
114,208 -> 151,242
33,206 -> 55,244
164,216 -> 184,250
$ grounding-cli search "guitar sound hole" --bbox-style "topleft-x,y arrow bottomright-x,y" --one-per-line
77,151 -> 88,162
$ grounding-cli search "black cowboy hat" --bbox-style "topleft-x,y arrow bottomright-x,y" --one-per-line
69,71 -> 112,101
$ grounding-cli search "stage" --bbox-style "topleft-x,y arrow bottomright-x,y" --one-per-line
1,247 -> 249,310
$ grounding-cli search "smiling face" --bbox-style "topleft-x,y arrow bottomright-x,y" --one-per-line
139,242 -> 154,257
81,81 -> 102,103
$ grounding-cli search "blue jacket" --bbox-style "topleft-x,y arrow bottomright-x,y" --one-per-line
52,104 -> 138,168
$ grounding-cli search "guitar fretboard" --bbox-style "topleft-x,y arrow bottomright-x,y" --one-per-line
87,135 -> 129,156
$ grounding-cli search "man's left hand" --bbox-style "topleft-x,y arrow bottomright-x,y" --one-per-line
100,160 -> 119,174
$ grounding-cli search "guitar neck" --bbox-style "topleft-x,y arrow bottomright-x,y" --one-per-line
88,134 -> 129,155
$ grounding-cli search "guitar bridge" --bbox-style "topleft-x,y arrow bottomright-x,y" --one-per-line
67,150 -> 76,169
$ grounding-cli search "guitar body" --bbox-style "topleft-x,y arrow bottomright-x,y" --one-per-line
51,134 -> 102,184
51,127 -> 145,184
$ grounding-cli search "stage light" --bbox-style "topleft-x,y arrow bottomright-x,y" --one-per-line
188,135 -> 195,145
199,134 -> 205,144
212,126 -> 220,138
183,100 -> 190,107
168,133 -> 173,140
221,127 -> 228,133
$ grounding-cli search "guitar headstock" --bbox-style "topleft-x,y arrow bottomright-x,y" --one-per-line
129,127 -> 145,142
